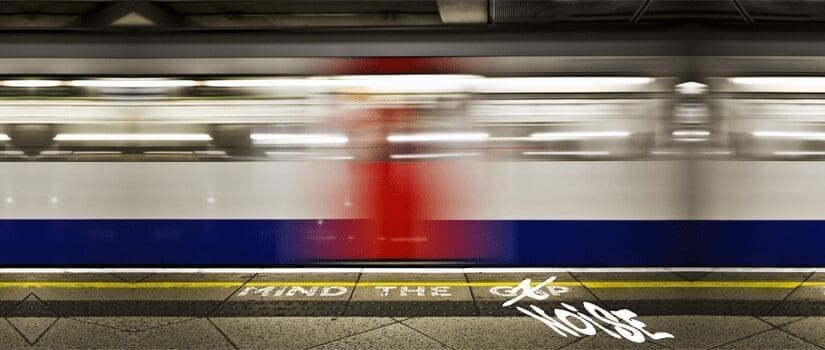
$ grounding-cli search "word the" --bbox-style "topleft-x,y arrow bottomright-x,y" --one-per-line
374,286 -> 452,297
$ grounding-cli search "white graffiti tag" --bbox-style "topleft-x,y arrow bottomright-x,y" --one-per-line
504,276 -> 674,344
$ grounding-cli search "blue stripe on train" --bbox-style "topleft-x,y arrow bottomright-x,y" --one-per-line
0,220 -> 823,266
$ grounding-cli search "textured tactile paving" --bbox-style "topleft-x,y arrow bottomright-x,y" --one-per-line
212,300 -> 348,317
345,301 -> 478,316
6,294 -> 57,318
603,299 -> 781,316
770,300 -> 825,316
43,300 -> 220,317
211,317 -> 396,349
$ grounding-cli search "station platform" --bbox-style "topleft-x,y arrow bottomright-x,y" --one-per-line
1,268 -> 824,349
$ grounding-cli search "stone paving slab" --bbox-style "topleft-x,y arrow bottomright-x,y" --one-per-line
559,333 -> 670,350
716,329 -> 820,350
782,317 -> 825,348
402,316 -> 581,349
211,316 -> 395,349
311,322 -> 450,349
0,315 -> 821,349
628,316 -> 772,349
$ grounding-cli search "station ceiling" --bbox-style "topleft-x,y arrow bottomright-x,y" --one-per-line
0,0 -> 823,29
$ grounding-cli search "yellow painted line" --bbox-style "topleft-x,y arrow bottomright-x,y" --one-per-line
0,282 -> 247,289
801,281 -> 825,287
0,280 -> 816,289
581,281 -> 802,289
351,281 -> 583,287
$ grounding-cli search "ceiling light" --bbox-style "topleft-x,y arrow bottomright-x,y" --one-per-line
522,151 -> 610,156
528,131 -> 630,141
54,133 -> 212,141
773,151 -> 825,156
673,130 -> 710,137
753,131 -> 825,140
251,133 -> 349,145
390,152 -> 482,159
675,81 -> 708,95
2,80 -> 63,88
202,78 -> 312,88
473,77 -> 654,93
67,79 -> 198,88
71,151 -> 123,155
387,132 -> 489,143
728,77 -> 825,93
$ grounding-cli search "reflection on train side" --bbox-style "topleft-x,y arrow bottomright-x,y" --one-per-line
4,75 -> 825,161
0,75 -> 665,162
5,74 -> 825,258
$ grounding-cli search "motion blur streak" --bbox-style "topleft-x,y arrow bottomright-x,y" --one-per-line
5,56 -> 825,266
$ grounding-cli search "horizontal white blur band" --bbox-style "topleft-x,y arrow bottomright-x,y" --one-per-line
529,131 -> 631,141
753,130 -> 825,140
251,133 -> 349,145
1,80 -> 63,88
54,133 -> 213,141
728,77 -> 825,93
387,132 -> 489,143
67,79 -> 199,88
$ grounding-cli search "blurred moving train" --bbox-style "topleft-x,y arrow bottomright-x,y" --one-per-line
1,55 -> 825,266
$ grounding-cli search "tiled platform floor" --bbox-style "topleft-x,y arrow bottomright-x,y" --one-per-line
1,269 -> 824,349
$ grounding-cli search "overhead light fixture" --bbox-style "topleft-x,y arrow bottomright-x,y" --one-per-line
528,131 -> 631,141
266,151 -> 321,156
71,151 -> 123,155
202,78 -> 312,88
697,149 -> 733,155
54,133 -> 212,141
522,151 -> 610,156
2,80 -> 63,88
773,151 -> 825,156
728,77 -> 825,93
67,79 -> 199,88
195,150 -> 228,156
650,149 -> 685,155
143,151 -> 194,155
0,133 -> 10,141
265,151 -> 352,160
390,152 -> 482,159
39,150 -> 72,156
675,138 -> 709,142
675,81 -> 708,95
473,77 -> 654,93
313,156 -> 354,160
387,132 -> 489,143
0,150 -> 24,156
673,130 -> 711,137
206,75 -> 482,93
753,131 -> 825,140
250,133 -> 349,145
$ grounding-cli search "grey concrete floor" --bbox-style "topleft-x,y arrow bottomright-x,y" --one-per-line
1,270 -> 824,349
2,316 -> 825,349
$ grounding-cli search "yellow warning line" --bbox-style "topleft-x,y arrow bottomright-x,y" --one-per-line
0,280 -> 821,289
582,281 -> 802,289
